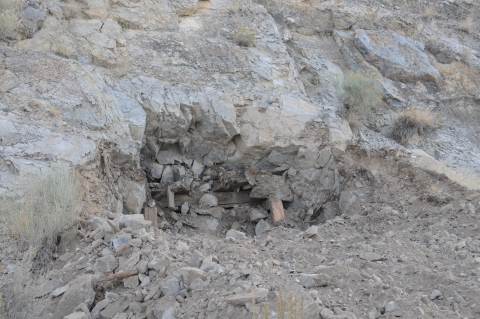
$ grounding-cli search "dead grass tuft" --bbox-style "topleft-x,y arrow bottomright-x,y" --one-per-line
0,163 -> 81,254
252,289 -> 305,319
390,108 -> 436,144
0,0 -> 24,39
234,26 -> 256,47
458,16 -> 474,33
48,106 -> 60,117
336,71 -> 383,123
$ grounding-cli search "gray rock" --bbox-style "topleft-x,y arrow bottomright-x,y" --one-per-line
64,313 -> 88,319
354,29 -> 440,82
385,301 -> 398,312
359,252 -> 386,262
123,275 -> 139,289
124,218 -> 152,231
119,178 -> 146,215
38,278 -> 63,297
99,296 -> 132,319
52,284 -> 69,298
149,162 -> 165,180
249,209 -> 268,222
199,194 -> 218,207
300,274 -> 331,288
339,190 -> 356,215
19,7 -> 45,38
193,216 -> 219,235
153,296 -> 177,319
245,169 -> 293,201
255,219 -> 271,237
179,267 -> 208,286
117,214 -> 145,229
304,225 -> 318,238
190,250 -> 204,268
226,288 -> 269,306
226,229 -> 246,240
94,255 -> 119,273
161,166 -> 175,184
75,256 -> 88,270
194,206 -> 224,219
111,314 -> 127,319
160,277 -> 181,297
429,289 -> 442,300
51,275 -> 95,319
181,201 -> 189,214
173,166 -> 186,181
191,161 -> 204,175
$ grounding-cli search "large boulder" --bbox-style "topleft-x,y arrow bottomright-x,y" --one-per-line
51,275 -> 95,319
354,29 -> 440,83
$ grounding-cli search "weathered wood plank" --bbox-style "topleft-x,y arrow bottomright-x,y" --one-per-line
158,191 -> 257,207
144,206 -> 158,228
264,197 -> 285,223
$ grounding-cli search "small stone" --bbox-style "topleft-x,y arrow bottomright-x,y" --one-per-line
385,301 -> 398,312
94,255 -> 119,273
199,183 -> 211,192
249,209 -> 268,222
176,295 -> 185,303
124,275 -> 139,289
160,277 -> 181,297
179,267 -> 208,286
226,229 -> 246,240
199,194 -> 218,207
255,219 -> 271,236
226,288 -> 269,306
52,284 -> 69,297
191,250 -> 204,268
181,202 -> 189,214
300,274 -> 330,288
430,289 -> 442,300
58,252 -> 74,262
304,225 -> 318,238
64,312 -> 88,319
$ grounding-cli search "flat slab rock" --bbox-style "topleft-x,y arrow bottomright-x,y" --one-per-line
226,288 -> 269,305
354,29 -> 440,83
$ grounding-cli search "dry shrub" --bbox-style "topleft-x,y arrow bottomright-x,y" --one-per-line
48,106 -> 60,117
0,163 -> 81,253
337,71 -> 383,123
234,26 -> 256,47
0,0 -> 23,38
390,108 -> 436,144
0,249 -> 43,319
458,16 -> 474,33
252,289 -> 305,319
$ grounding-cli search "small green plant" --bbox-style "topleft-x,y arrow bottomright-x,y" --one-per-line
118,21 -> 127,31
0,0 -> 24,38
336,71 -> 383,123
252,289 -> 305,319
234,26 -> 256,47
390,108 -> 436,145
0,163 -> 81,254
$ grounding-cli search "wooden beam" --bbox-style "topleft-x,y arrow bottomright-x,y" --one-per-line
144,206 -> 158,228
264,198 -> 285,223
157,191 -> 260,208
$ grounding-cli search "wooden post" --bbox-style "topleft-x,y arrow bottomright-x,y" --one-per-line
264,197 -> 285,223
144,206 -> 158,228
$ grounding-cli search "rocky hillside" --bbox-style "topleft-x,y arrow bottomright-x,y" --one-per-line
1,0 -> 480,318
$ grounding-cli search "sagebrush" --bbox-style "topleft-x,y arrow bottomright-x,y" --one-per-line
0,163 -> 81,252
0,249 -> 43,319
337,71 -> 383,123
234,26 -> 256,47
390,108 -> 436,144
0,0 -> 24,38
252,289 -> 305,319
